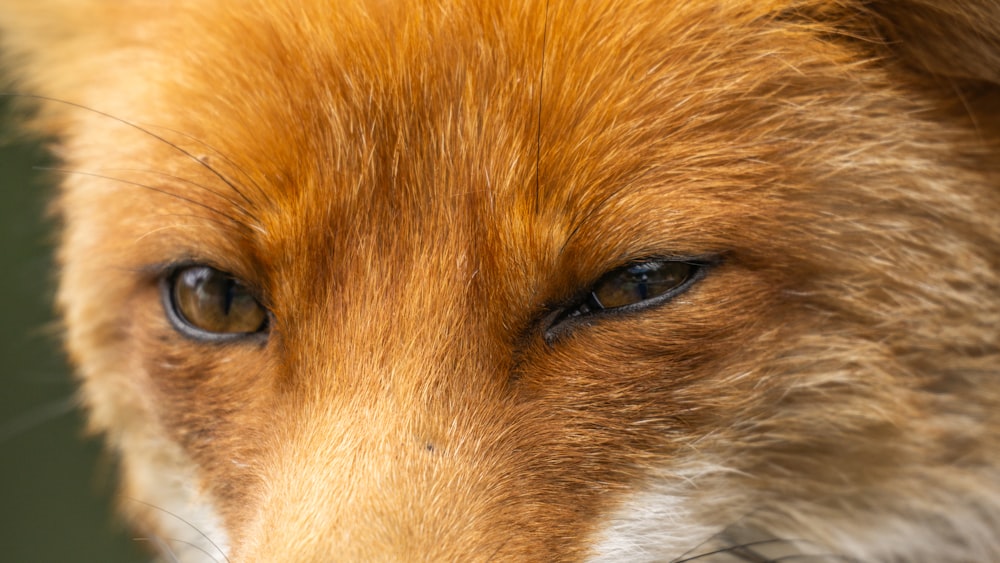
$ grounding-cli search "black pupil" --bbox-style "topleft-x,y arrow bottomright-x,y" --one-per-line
170,266 -> 266,336
186,268 -> 235,311
622,264 -> 656,301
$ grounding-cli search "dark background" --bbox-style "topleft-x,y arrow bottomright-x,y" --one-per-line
0,99 -> 144,561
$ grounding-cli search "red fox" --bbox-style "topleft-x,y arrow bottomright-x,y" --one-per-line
2,0 -> 999,561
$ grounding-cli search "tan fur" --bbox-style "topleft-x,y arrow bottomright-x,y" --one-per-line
1,0 -> 998,561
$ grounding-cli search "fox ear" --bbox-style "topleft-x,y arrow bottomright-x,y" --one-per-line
871,0 -> 1000,85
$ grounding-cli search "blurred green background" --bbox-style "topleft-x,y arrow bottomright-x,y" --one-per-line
0,99 -> 145,561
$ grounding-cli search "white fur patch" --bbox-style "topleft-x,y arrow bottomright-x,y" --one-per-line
143,486 -> 230,563
586,463 -> 736,563
587,488 -> 717,562
588,462 -> 1000,562
120,430 -> 231,563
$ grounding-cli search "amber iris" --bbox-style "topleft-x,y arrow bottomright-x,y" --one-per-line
565,260 -> 699,318
584,260 -> 695,313
170,266 -> 267,335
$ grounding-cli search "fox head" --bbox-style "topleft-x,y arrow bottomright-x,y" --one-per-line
2,0 -> 999,561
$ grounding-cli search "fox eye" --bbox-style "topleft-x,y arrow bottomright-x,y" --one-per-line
164,265 -> 268,340
548,259 -> 707,339
590,261 -> 694,309
575,260 -> 698,315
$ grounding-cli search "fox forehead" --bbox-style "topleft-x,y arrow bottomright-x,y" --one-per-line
95,0 -> 816,293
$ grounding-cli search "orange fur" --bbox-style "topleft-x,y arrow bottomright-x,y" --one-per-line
1,0 -> 998,561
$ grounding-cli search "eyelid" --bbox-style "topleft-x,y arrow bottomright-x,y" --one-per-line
543,256 -> 718,343
160,264 -> 271,343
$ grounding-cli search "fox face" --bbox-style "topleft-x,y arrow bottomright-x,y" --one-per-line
2,0 -> 998,561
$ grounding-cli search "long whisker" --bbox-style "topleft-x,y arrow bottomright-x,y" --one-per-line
673,538 -> 797,563
1,93 -> 261,225
534,0 -> 550,215
136,536 -> 181,563
143,123 -> 271,209
95,166 -> 259,222
38,167 -> 249,229
134,536 -> 221,563
673,538 -> 858,563
127,498 -> 231,563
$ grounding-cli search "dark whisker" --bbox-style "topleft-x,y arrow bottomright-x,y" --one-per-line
39,167 -> 249,230
143,123 -> 271,209
673,538 -> 795,563
1,93 -> 261,225
673,538 -> 858,563
96,166 -> 259,224
534,0 -> 550,215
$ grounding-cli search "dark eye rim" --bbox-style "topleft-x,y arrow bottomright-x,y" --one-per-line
160,263 -> 271,344
543,255 -> 719,343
